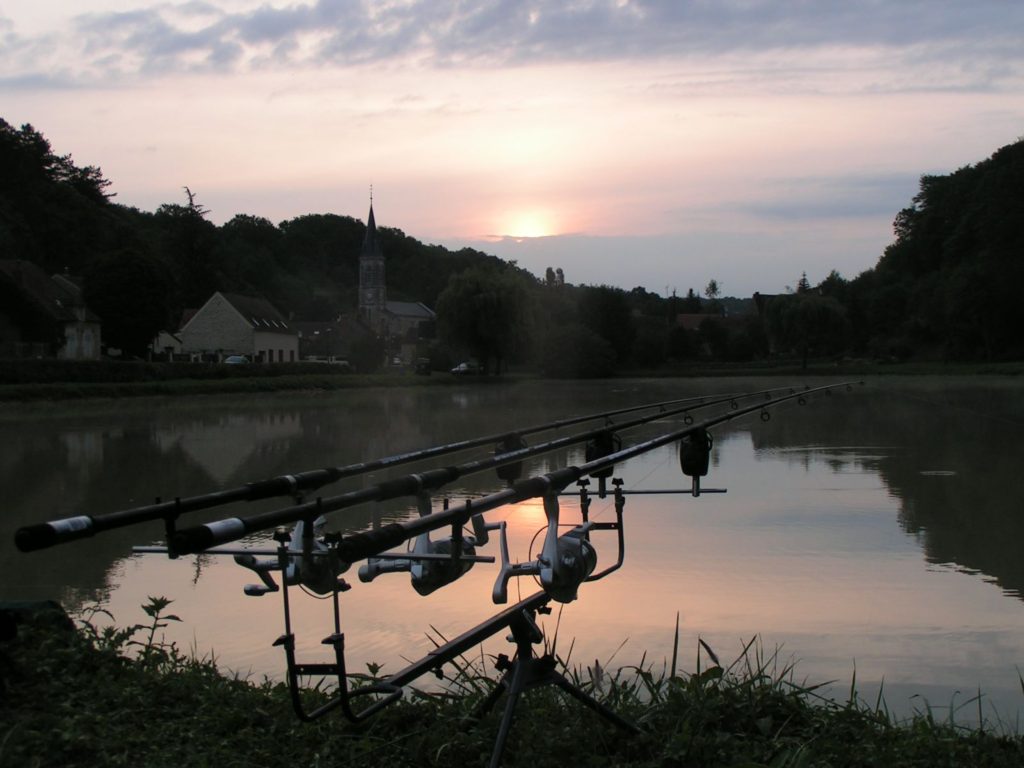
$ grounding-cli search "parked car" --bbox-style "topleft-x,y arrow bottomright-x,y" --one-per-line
450,361 -> 481,375
223,355 -> 249,364
304,356 -> 353,370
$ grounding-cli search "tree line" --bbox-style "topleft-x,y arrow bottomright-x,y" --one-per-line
3,116 -> 1022,370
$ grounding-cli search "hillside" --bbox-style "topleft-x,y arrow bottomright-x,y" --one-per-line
4,116 -> 1023,367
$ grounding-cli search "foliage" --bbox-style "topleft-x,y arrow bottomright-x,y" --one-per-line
766,290 -> 849,368
681,288 -> 702,313
349,332 -> 387,373
577,285 -> 636,364
435,265 -> 534,374
7,117 -> 1024,370
540,323 -> 616,378
4,602 -> 1024,768
83,248 -> 175,357
849,138 -> 1024,361
0,119 -> 118,273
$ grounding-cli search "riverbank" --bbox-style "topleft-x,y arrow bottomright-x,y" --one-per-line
1,358 -> 1022,402
3,601 -> 1023,768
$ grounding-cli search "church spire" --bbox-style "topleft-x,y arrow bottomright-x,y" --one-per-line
359,189 -> 386,319
362,196 -> 382,259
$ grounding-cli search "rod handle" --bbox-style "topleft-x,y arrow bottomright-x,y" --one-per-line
337,523 -> 407,563
170,518 -> 246,555
15,517 -> 94,552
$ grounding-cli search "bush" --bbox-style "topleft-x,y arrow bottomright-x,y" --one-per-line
540,324 -> 616,378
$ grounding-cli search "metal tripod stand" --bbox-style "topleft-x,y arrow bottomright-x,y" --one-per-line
473,604 -> 641,768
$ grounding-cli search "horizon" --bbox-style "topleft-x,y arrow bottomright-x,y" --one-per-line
3,1 -> 1023,296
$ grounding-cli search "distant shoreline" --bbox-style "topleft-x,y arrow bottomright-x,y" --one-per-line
0,360 -> 1021,403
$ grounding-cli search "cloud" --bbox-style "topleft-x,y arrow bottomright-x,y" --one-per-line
3,1 -> 1023,87
739,174 -> 920,221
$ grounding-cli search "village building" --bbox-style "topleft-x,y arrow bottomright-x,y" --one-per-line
358,202 -> 387,327
356,201 -> 436,365
180,292 -> 298,362
0,260 -> 101,360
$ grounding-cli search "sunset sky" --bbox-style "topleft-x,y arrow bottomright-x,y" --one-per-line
2,1 -> 1022,296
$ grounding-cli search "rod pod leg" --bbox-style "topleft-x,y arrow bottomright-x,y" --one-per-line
474,607 -> 640,768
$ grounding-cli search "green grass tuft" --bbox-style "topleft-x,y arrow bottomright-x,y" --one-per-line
2,600 -> 1023,767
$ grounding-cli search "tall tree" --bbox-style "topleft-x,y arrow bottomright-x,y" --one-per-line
436,265 -> 533,374
83,248 -> 174,357
766,292 -> 849,369
577,285 -> 635,364
156,188 -> 219,309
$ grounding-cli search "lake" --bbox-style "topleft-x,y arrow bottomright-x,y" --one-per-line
3,376 -> 1023,723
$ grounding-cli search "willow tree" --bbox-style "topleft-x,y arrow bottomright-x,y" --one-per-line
435,265 -> 534,375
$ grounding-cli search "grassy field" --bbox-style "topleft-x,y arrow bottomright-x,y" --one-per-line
3,599 -> 1023,767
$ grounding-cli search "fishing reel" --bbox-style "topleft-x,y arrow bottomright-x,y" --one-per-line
492,477 -> 626,605
358,493 -> 498,595
234,515 -> 350,596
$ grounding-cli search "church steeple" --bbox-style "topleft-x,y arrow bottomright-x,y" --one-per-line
362,201 -> 383,259
358,192 -> 386,320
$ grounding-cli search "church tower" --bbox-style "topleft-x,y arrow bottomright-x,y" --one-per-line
358,198 -> 386,322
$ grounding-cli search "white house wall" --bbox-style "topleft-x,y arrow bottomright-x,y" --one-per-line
59,322 -> 101,360
254,331 -> 298,363
181,294 -> 253,355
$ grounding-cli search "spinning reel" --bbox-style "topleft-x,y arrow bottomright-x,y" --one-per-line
493,477 -> 626,604
234,515 -> 349,597
358,493 -> 498,595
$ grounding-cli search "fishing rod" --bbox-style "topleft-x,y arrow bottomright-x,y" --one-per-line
166,385 -> 798,556
126,380 -> 857,763
14,387 -> 791,553
314,381 -> 858,569
187,380 -> 856,740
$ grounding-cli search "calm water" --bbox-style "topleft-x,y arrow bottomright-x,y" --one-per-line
3,376 -> 1023,722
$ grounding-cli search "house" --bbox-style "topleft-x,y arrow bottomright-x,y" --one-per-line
0,260 -> 101,359
151,330 -> 183,358
384,300 -> 436,341
180,292 -> 298,362
383,301 -> 436,366
292,315 -> 371,362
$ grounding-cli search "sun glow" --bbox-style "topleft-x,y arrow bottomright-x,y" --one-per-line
500,210 -> 556,239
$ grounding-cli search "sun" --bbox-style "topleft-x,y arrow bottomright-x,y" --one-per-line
501,210 -> 555,239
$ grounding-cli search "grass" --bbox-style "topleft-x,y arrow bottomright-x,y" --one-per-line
3,599 -> 1024,767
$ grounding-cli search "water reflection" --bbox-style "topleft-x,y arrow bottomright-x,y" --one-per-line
746,379 -> 1024,598
3,378 -> 1023,719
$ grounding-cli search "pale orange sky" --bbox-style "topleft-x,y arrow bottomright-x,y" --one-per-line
3,1 -> 1023,294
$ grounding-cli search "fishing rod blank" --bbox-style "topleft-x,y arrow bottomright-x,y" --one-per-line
166,388 -> 775,555
323,381 -> 859,567
171,382 -> 857,558
15,390 -> 758,553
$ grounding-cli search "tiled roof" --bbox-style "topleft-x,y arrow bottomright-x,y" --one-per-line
0,260 -> 99,323
385,300 -> 435,320
220,292 -> 295,333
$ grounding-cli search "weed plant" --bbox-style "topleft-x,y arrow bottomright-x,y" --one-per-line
2,598 -> 1023,767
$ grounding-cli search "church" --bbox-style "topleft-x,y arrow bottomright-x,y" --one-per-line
358,200 -> 436,363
